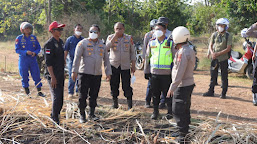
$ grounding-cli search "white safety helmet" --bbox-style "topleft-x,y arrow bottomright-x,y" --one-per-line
216,18 -> 229,30
172,26 -> 190,44
241,28 -> 248,38
20,22 -> 33,33
150,19 -> 157,29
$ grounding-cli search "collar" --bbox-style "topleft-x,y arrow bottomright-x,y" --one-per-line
157,36 -> 167,44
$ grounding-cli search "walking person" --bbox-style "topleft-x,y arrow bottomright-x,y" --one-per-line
44,21 -> 66,124
64,24 -> 84,99
106,22 -> 136,110
72,24 -> 111,123
203,18 -> 232,99
15,22 -> 45,97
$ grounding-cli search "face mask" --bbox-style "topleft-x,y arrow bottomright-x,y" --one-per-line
154,30 -> 164,38
218,26 -> 224,33
75,31 -> 82,36
89,32 -> 98,39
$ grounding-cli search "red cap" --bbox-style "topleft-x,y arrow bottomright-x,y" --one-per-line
49,21 -> 65,31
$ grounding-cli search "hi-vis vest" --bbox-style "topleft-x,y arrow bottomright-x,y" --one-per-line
149,38 -> 173,69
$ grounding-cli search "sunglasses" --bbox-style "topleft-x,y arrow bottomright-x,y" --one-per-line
89,30 -> 98,33
53,28 -> 63,31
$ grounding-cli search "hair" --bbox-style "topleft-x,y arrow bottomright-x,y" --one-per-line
155,23 -> 166,30
114,22 -> 125,28
75,24 -> 83,29
91,24 -> 100,32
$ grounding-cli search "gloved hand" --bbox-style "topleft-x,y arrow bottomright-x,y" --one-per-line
145,73 -> 151,80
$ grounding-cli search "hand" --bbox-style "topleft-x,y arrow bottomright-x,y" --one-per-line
207,53 -> 210,59
27,51 -> 33,55
31,52 -> 36,57
131,65 -> 136,74
72,72 -> 77,82
212,53 -> 217,60
51,76 -> 57,89
106,75 -> 111,81
167,89 -> 173,98
144,74 -> 151,80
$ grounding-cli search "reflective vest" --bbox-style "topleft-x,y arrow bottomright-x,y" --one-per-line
149,38 -> 173,69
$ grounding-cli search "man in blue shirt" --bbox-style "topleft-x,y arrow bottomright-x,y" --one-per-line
15,22 -> 45,97
64,24 -> 84,98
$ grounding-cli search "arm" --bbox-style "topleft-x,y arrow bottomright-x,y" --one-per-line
72,41 -> 84,74
252,42 -> 257,60
106,35 -> 115,50
15,37 -> 28,56
64,37 -> 70,61
130,37 -> 136,73
103,45 -> 112,81
32,36 -> 41,56
144,43 -> 151,74
143,33 -> 149,58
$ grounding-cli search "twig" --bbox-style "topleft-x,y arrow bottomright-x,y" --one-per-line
0,138 -> 20,144
136,119 -> 150,144
73,130 -> 91,144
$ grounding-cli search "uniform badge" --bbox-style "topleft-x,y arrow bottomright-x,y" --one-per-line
31,37 -> 34,39
22,45 -> 25,48
99,44 -> 103,47
130,37 -> 134,45
114,47 -> 117,50
100,49 -> 104,52
88,43 -> 92,45
165,42 -> 167,46
33,45 -> 35,47
21,38 -> 26,42
177,53 -> 182,62
88,52 -> 92,55
91,48 -> 93,51
15,39 -> 18,44
87,48 -> 90,51
125,44 -> 129,47
100,53 -> 103,56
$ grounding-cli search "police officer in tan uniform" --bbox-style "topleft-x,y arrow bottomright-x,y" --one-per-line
72,24 -> 112,123
167,26 -> 195,142
106,22 -> 136,110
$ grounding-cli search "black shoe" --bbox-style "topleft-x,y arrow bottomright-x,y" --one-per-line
89,115 -> 100,121
127,100 -> 133,110
151,108 -> 159,120
145,101 -> 151,108
113,99 -> 118,109
203,91 -> 214,97
220,94 -> 226,99
24,87 -> 31,97
253,93 -> 257,106
164,114 -> 173,120
79,111 -> 86,123
51,114 -> 60,125
159,103 -> 166,109
37,91 -> 46,97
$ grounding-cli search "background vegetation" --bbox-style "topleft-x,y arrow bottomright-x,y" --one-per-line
1,0 -> 257,42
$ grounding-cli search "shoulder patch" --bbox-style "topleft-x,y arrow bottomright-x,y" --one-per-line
130,36 -> 134,45
177,53 -> 182,62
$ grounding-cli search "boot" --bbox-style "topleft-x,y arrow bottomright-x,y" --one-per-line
253,93 -> 257,106
113,98 -> 118,109
202,91 -> 214,97
79,109 -> 86,123
89,107 -> 99,121
37,87 -> 46,97
127,99 -> 133,110
145,101 -> 151,108
24,87 -> 31,98
151,106 -> 159,120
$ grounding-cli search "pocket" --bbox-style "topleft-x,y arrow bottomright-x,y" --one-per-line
172,99 -> 186,115
86,47 -> 93,56
98,48 -> 104,57
123,43 -> 130,52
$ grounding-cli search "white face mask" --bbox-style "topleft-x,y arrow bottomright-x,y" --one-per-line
218,26 -> 224,33
89,32 -> 98,39
75,31 -> 82,36
154,30 -> 164,38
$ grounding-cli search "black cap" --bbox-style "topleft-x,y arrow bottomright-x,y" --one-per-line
156,17 -> 169,25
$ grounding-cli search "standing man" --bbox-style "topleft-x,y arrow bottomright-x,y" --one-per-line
106,22 -> 136,110
64,24 -> 84,99
44,21 -> 65,124
167,26 -> 195,143
15,22 -> 45,97
144,22 -> 173,120
143,19 -> 157,108
72,24 -> 111,123
203,18 -> 232,99
245,22 -> 257,106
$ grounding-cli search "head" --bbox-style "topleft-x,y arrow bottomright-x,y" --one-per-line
114,22 -> 125,37
74,24 -> 83,36
216,18 -> 229,33
89,24 -> 100,41
150,19 -> 157,30
20,22 -> 33,35
154,23 -> 166,38
157,17 -> 169,27
49,21 -> 65,38
172,26 -> 190,48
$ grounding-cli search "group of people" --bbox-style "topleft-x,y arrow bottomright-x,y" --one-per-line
15,16 -> 257,142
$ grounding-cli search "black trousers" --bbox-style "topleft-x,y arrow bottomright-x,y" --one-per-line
209,59 -> 228,95
110,66 -> 133,100
172,84 -> 195,134
150,74 -> 172,108
48,78 -> 64,120
78,74 -> 102,110
252,60 -> 257,93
